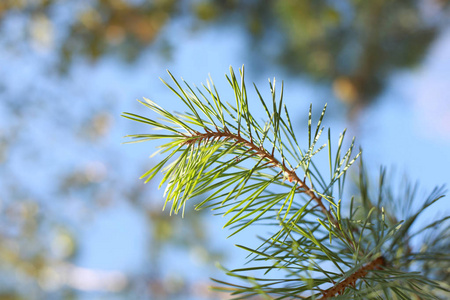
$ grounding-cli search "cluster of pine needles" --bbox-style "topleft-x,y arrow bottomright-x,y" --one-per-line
123,66 -> 449,299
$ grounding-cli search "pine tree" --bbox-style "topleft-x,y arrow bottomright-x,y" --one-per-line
123,66 -> 449,299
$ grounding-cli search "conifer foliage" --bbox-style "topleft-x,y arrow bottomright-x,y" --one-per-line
123,67 -> 449,299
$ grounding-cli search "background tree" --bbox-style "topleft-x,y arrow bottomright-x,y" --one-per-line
0,0 -> 448,108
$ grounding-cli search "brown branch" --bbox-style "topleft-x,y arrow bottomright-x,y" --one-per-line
318,256 -> 386,299
183,129 -> 330,217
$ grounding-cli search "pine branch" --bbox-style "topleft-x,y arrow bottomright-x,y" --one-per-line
318,256 -> 386,299
123,66 -> 449,299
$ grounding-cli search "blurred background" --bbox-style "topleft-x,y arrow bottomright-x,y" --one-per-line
0,1 -> 449,299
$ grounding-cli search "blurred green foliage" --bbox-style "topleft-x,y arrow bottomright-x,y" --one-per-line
0,0 -> 448,107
